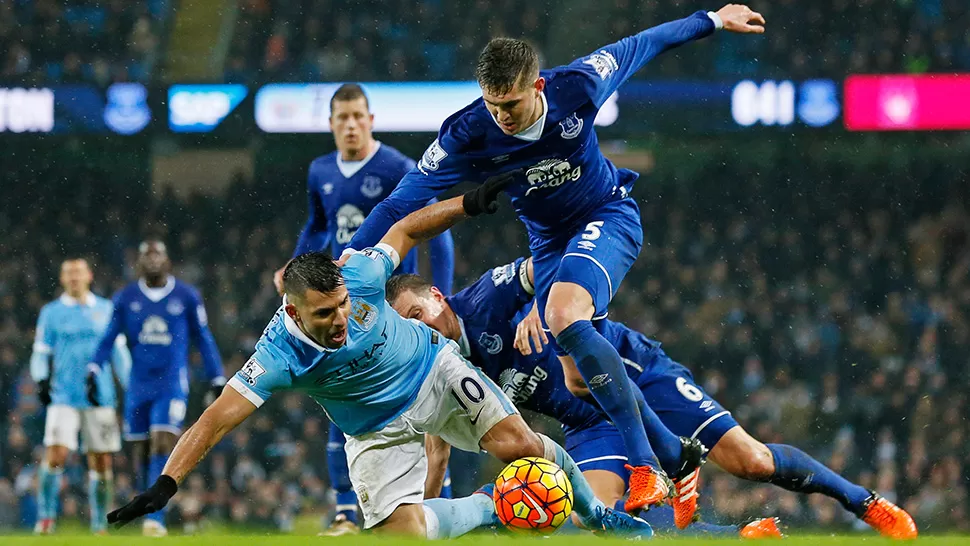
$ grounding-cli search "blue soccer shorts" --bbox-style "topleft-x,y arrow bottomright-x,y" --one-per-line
564,420 -> 630,485
124,390 -> 188,441
532,198 -> 643,337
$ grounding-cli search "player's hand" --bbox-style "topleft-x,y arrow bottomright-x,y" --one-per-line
462,170 -> 521,216
335,252 -> 353,267
85,364 -> 101,407
273,265 -> 287,295
514,302 -> 549,356
107,475 -> 178,527
37,379 -> 52,406
715,4 -> 765,33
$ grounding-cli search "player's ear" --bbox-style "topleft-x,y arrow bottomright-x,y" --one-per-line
429,286 -> 445,302
534,77 -> 546,93
284,304 -> 301,324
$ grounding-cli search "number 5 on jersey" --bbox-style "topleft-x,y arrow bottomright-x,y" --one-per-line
577,221 -> 604,251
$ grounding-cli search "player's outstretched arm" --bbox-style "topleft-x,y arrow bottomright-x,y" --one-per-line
107,388 -> 256,527
378,172 -> 516,261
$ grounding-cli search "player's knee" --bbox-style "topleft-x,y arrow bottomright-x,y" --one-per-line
544,303 -> 577,337
46,446 -> 68,469
493,429 -> 544,462
150,432 -> 177,456
89,453 -> 112,473
732,441 -> 775,480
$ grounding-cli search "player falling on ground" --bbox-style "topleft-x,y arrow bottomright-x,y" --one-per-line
107,190 -> 652,538
88,240 -> 225,537
345,4 -> 766,526
30,258 -> 132,535
386,259 -> 918,539
272,83 -> 457,535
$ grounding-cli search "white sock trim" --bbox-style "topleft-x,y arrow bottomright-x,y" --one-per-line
538,433 -> 558,463
423,504 -> 441,539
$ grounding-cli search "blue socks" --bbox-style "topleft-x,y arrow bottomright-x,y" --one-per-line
556,320 -> 658,469
146,454 -> 168,527
89,471 -> 113,532
37,464 -> 61,521
538,433 -> 606,526
327,423 -> 359,523
766,444 -> 871,514
631,387 -> 683,475
423,493 -> 495,538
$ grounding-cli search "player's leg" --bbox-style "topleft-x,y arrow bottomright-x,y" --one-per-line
36,404 -> 79,534
80,406 -> 121,534
123,392 -> 151,490
141,395 -> 186,535
418,345 -> 650,536
709,427 -> 915,538
541,202 -> 685,513
343,413 -> 433,537
322,422 -> 360,535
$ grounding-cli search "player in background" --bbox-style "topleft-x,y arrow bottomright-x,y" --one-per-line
29,258 -> 132,535
271,83 -> 456,535
108,189 -> 652,538
89,240 -> 225,537
386,260 -> 918,539
345,4 -> 766,526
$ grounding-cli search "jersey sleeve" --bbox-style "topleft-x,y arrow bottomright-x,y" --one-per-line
342,245 -> 398,297
227,347 -> 292,408
29,305 -> 55,382
293,161 -> 332,257
567,11 -> 716,107
91,292 -> 125,369
186,288 -> 225,382
453,258 -> 534,322
348,124 -> 474,251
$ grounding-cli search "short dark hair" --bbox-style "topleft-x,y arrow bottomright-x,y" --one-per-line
330,83 -> 370,112
283,251 -> 344,300
475,38 -> 539,95
385,274 -> 432,305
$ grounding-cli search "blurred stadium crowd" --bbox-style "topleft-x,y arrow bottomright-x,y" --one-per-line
2,0 -> 969,85
0,151 -> 967,532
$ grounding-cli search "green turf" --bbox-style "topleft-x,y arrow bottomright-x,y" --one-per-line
2,535 -> 968,545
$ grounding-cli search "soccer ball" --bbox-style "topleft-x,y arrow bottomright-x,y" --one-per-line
493,457 -> 573,533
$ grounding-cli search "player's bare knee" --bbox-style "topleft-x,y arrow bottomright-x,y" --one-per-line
734,441 -> 775,480
88,453 -> 112,473
496,429 -> 544,462
46,447 -> 68,469
544,304 -> 576,337
150,432 -> 178,456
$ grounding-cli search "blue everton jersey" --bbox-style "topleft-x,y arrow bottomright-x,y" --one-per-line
448,260 -> 669,434
349,12 -> 717,250
228,246 -> 446,437
30,294 -> 130,408
91,276 -> 223,398
447,259 -> 603,432
293,142 -> 455,293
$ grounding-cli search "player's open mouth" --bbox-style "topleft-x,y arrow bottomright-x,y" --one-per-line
501,122 -> 516,131
331,330 -> 347,344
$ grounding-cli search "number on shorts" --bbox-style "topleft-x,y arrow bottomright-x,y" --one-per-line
450,376 -> 486,411
675,377 -> 704,402
582,221 -> 605,241
169,399 -> 187,424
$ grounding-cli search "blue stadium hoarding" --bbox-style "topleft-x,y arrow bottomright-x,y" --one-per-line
0,79 -> 839,136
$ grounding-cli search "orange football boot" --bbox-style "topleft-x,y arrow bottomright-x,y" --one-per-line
740,517 -> 784,539
670,437 -> 708,529
623,465 -> 670,513
861,492 -> 917,540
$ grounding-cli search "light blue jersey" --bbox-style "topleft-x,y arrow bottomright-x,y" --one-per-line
227,246 -> 445,436
30,293 -> 132,408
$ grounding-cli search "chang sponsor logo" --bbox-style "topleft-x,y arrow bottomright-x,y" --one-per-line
525,158 -> 581,196
138,315 -> 172,345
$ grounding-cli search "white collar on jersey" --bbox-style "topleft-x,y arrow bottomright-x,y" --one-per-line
336,140 -> 382,178
494,92 -> 548,142
455,315 -> 471,358
59,292 -> 96,307
138,276 -> 176,302
281,295 -> 337,353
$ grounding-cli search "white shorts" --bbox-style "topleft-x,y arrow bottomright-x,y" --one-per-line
44,404 -> 122,453
345,342 -> 518,528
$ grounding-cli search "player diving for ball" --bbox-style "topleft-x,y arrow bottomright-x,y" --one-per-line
344,4 -> 767,527
383,258 -> 918,539
108,182 -> 653,538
